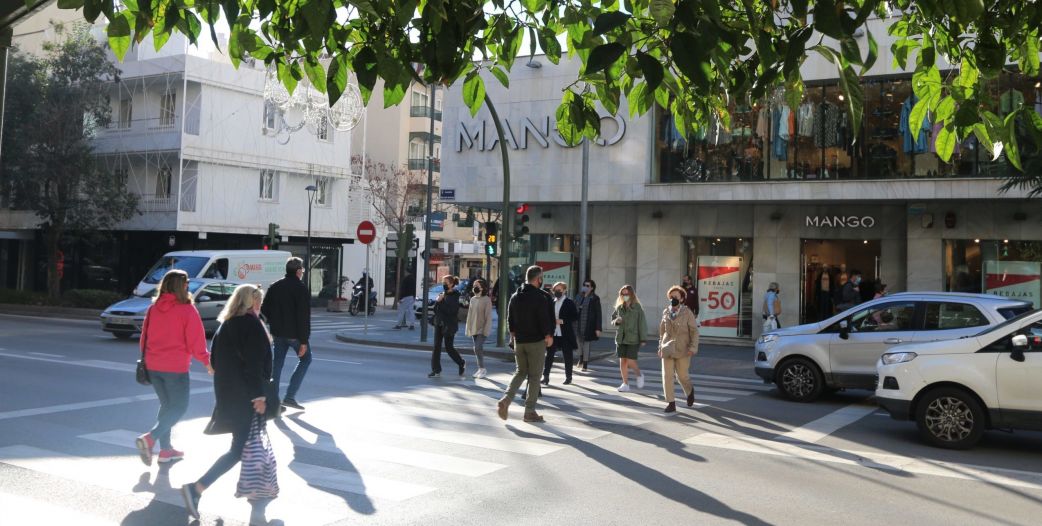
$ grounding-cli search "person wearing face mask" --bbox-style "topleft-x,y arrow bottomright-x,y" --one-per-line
542,282 -> 579,385
465,279 -> 493,379
497,266 -> 555,423
658,286 -> 698,413
429,275 -> 466,378
681,275 -> 699,315
838,270 -> 863,312
573,279 -> 602,372
612,285 -> 647,392
762,283 -> 782,330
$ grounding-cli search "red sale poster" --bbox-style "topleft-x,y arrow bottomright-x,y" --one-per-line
984,260 -> 1041,308
697,255 -> 743,337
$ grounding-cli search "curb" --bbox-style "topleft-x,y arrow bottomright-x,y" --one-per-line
333,332 -> 617,363
0,304 -> 101,321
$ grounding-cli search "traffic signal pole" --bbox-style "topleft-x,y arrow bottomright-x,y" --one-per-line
420,83 -> 436,343
484,94 -> 512,348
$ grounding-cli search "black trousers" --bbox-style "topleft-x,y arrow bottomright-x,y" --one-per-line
432,324 -> 464,374
543,344 -> 574,381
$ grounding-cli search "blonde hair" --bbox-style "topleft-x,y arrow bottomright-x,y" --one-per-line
552,281 -> 568,293
218,284 -> 263,323
667,286 -> 686,300
615,284 -> 641,308
155,269 -> 192,304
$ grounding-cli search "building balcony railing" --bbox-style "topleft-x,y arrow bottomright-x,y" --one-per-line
137,193 -> 177,213
409,105 -> 443,121
409,158 -> 440,172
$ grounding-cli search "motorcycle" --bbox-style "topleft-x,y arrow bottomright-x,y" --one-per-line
348,283 -> 377,316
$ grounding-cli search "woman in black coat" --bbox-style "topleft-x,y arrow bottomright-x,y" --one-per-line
543,281 -> 580,385
574,278 -> 603,372
429,275 -> 466,378
181,284 -> 274,519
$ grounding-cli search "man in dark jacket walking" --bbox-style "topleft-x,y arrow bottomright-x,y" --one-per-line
497,265 -> 555,423
429,275 -> 466,378
260,257 -> 311,411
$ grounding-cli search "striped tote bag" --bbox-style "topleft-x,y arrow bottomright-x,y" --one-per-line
235,414 -> 279,500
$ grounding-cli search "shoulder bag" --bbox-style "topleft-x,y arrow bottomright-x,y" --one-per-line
135,308 -> 152,385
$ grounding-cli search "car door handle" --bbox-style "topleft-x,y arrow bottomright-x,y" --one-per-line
884,338 -> 903,344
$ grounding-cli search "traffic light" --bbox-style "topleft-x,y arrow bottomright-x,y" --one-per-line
267,223 -> 281,249
513,203 -> 530,238
484,222 -> 498,257
397,223 -> 415,260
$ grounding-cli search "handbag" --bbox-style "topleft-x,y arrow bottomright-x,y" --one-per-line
135,309 -> 151,386
235,414 -> 280,500
762,315 -> 779,332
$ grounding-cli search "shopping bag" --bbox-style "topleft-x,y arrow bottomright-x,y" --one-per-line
235,415 -> 279,500
762,315 -> 779,333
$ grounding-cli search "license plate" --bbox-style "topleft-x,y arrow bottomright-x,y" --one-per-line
111,317 -> 131,325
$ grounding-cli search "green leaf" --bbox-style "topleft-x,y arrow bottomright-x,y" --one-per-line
972,123 -> 996,158
593,11 -> 630,36
649,0 -> 676,26
490,66 -> 510,88
934,96 -> 955,124
837,65 -> 863,136
556,91 -> 585,146
862,29 -> 878,73
352,47 -> 378,105
907,95 -> 933,142
301,0 -> 331,42
107,12 -> 132,61
627,81 -> 652,118
1023,36 -> 1041,76
326,53 -> 349,106
584,43 -> 625,76
541,29 -> 562,64
277,61 -> 299,98
671,33 -> 709,88
382,78 -> 409,108
636,51 -> 663,91
935,124 -> 956,162
840,38 -> 862,66
1005,112 -> 1023,171
462,72 -> 486,117
956,58 -> 979,88
57,0 -> 84,8
304,57 -> 327,93
813,0 -> 844,39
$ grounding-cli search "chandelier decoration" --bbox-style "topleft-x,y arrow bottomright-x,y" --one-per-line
263,65 -> 364,145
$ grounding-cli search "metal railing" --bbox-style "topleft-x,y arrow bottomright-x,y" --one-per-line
409,106 -> 443,121
408,158 -> 440,171
137,193 -> 177,213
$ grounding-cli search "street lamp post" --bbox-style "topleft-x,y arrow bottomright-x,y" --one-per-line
305,184 -> 318,295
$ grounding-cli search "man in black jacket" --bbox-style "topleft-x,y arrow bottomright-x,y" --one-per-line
497,265 -> 555,423
260,257 -> 311,411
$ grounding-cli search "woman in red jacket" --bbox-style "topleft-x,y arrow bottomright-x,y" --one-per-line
135,270 -> 212,465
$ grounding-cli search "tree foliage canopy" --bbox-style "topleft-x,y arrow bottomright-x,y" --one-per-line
62,0 -> 1042,191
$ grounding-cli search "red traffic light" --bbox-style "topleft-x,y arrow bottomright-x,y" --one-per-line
516,203 -> 529,214
263,245 -> 270,250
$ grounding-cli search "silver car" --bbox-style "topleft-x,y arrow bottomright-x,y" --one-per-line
100,280 -> 237,339
754,292 -> 1033,402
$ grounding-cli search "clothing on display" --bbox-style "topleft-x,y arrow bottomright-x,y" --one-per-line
813,102 -> 842,148
797,103 -> 815,137
772,108 -> 788,160
900,95 -> 930,154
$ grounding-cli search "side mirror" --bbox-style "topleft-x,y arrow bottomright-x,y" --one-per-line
839,320 -> 850,340
1011,334 -> 1029,362
197,295 -> 211,302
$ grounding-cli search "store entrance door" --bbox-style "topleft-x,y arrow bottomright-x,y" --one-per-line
800,239 -> 881,324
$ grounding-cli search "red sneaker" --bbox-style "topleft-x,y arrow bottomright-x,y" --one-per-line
157,449 -> 184,463
135,433 -> 155,466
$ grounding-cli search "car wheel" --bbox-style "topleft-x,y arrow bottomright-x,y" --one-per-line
915,387 -> 986,449
776,357 -> 824,402
112,331 -> 135,340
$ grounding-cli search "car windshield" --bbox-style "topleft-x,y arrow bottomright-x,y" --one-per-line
142,256 -> 210,284
136,280 -> 206,298
974,308 -> 1041,337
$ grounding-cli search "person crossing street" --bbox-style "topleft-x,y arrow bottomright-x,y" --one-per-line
497,266 -> 555,423
260,257 -> 311,411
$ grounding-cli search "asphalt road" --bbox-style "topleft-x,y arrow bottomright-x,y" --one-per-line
2,313 -> 1042,525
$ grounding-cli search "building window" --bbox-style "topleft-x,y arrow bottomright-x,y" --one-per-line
944,239 -> 1042,308
119,98 -> 132,128
411,90 -> 428,108
317,116 -> 330,141
684,237 -> 754,338
156,165 -> 172,197
259,169 -> 278,201
315,177 -> 331,206
159,92 -> 176,126
263,101 -> 279,130
114,168 -> 128,187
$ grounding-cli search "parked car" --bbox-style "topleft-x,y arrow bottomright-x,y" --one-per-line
876,308 -> 1042,449
412,279 -> 499,324
754,292 -> 1033,402
100,279 -> 237,339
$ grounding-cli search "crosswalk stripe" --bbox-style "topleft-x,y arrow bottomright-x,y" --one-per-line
1,491 -> 116,526
404,382 -> 651,416
280,462 -> 435,501
357,421 -> 562,456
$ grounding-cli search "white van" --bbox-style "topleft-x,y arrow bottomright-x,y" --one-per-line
134,250 -> 293,296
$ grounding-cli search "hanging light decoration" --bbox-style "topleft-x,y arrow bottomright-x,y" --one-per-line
263,63 -> 364,143
329,83 -> 364,132
262,65 -> 290,107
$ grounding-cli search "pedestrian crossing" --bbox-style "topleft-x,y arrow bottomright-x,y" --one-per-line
0,370 -> 767,524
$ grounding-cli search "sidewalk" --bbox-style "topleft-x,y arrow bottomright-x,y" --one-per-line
332,308 -> 756,376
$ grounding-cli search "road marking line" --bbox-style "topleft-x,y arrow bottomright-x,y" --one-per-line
0,351 -> 213,384
0,388 -> 214,421
312,357 -> 363,365
362,421 -> 562,456
682,432 -> 1042,490
0,491 -> 117,526
28,352 -> 64,358
776,404 -> 879,444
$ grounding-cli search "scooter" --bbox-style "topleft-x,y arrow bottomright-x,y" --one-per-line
348,284 -> 377,316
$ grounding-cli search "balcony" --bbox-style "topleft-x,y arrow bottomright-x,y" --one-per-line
137,194 -> 178,213
410,105 -> 443,121
408,158 -> 440,172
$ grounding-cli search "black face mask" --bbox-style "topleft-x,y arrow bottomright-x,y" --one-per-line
670,298 -> 680,307
554,291 -> 563,298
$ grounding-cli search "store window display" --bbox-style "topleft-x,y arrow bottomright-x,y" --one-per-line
684,237 -> 754,337
945,239 -> 1042,308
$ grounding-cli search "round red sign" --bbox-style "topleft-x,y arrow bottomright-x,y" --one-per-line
356,220 -> 376,245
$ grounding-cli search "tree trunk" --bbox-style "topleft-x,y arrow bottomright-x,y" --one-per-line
45,225 -> 62,300
394,253 -> 403,306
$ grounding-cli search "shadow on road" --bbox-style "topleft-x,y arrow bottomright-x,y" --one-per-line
277,414 -> 376,515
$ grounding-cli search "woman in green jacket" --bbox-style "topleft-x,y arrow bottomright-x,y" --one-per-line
611,284 -> 647,392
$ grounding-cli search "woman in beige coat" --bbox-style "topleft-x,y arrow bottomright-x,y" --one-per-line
657,286 -> 699,413
465,279 -> 493,379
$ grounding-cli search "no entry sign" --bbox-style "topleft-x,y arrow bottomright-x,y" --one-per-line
356,220 -> 376,244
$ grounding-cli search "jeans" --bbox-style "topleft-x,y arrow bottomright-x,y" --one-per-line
472,334 -> 486,369
397,296 -> 415,327
432,324 -> 464,374
273,337 -> 311,401
148,371 -> 190,450
662,355 -> 694,403
504,341 -> 546,412
197,426 -> 250,488
543,344 -> 574,381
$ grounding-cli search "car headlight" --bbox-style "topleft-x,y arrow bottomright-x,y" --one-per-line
881,352 -> 917,365
758,334 -> 779,345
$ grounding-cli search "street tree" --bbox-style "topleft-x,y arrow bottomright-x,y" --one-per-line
1,22 -> 136,299
351,155 -> 426,305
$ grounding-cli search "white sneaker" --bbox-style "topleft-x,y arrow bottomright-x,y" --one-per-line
473,368 -> 487,379
617,383 -> 630,392
637,374 -> 645,389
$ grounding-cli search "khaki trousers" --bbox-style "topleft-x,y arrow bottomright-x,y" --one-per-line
504,341 -> 546,412
661,355 -> 693,403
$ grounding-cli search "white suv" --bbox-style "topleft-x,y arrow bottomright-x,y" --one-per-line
876,309 -> 1042,449
754,293 -> 1032,402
